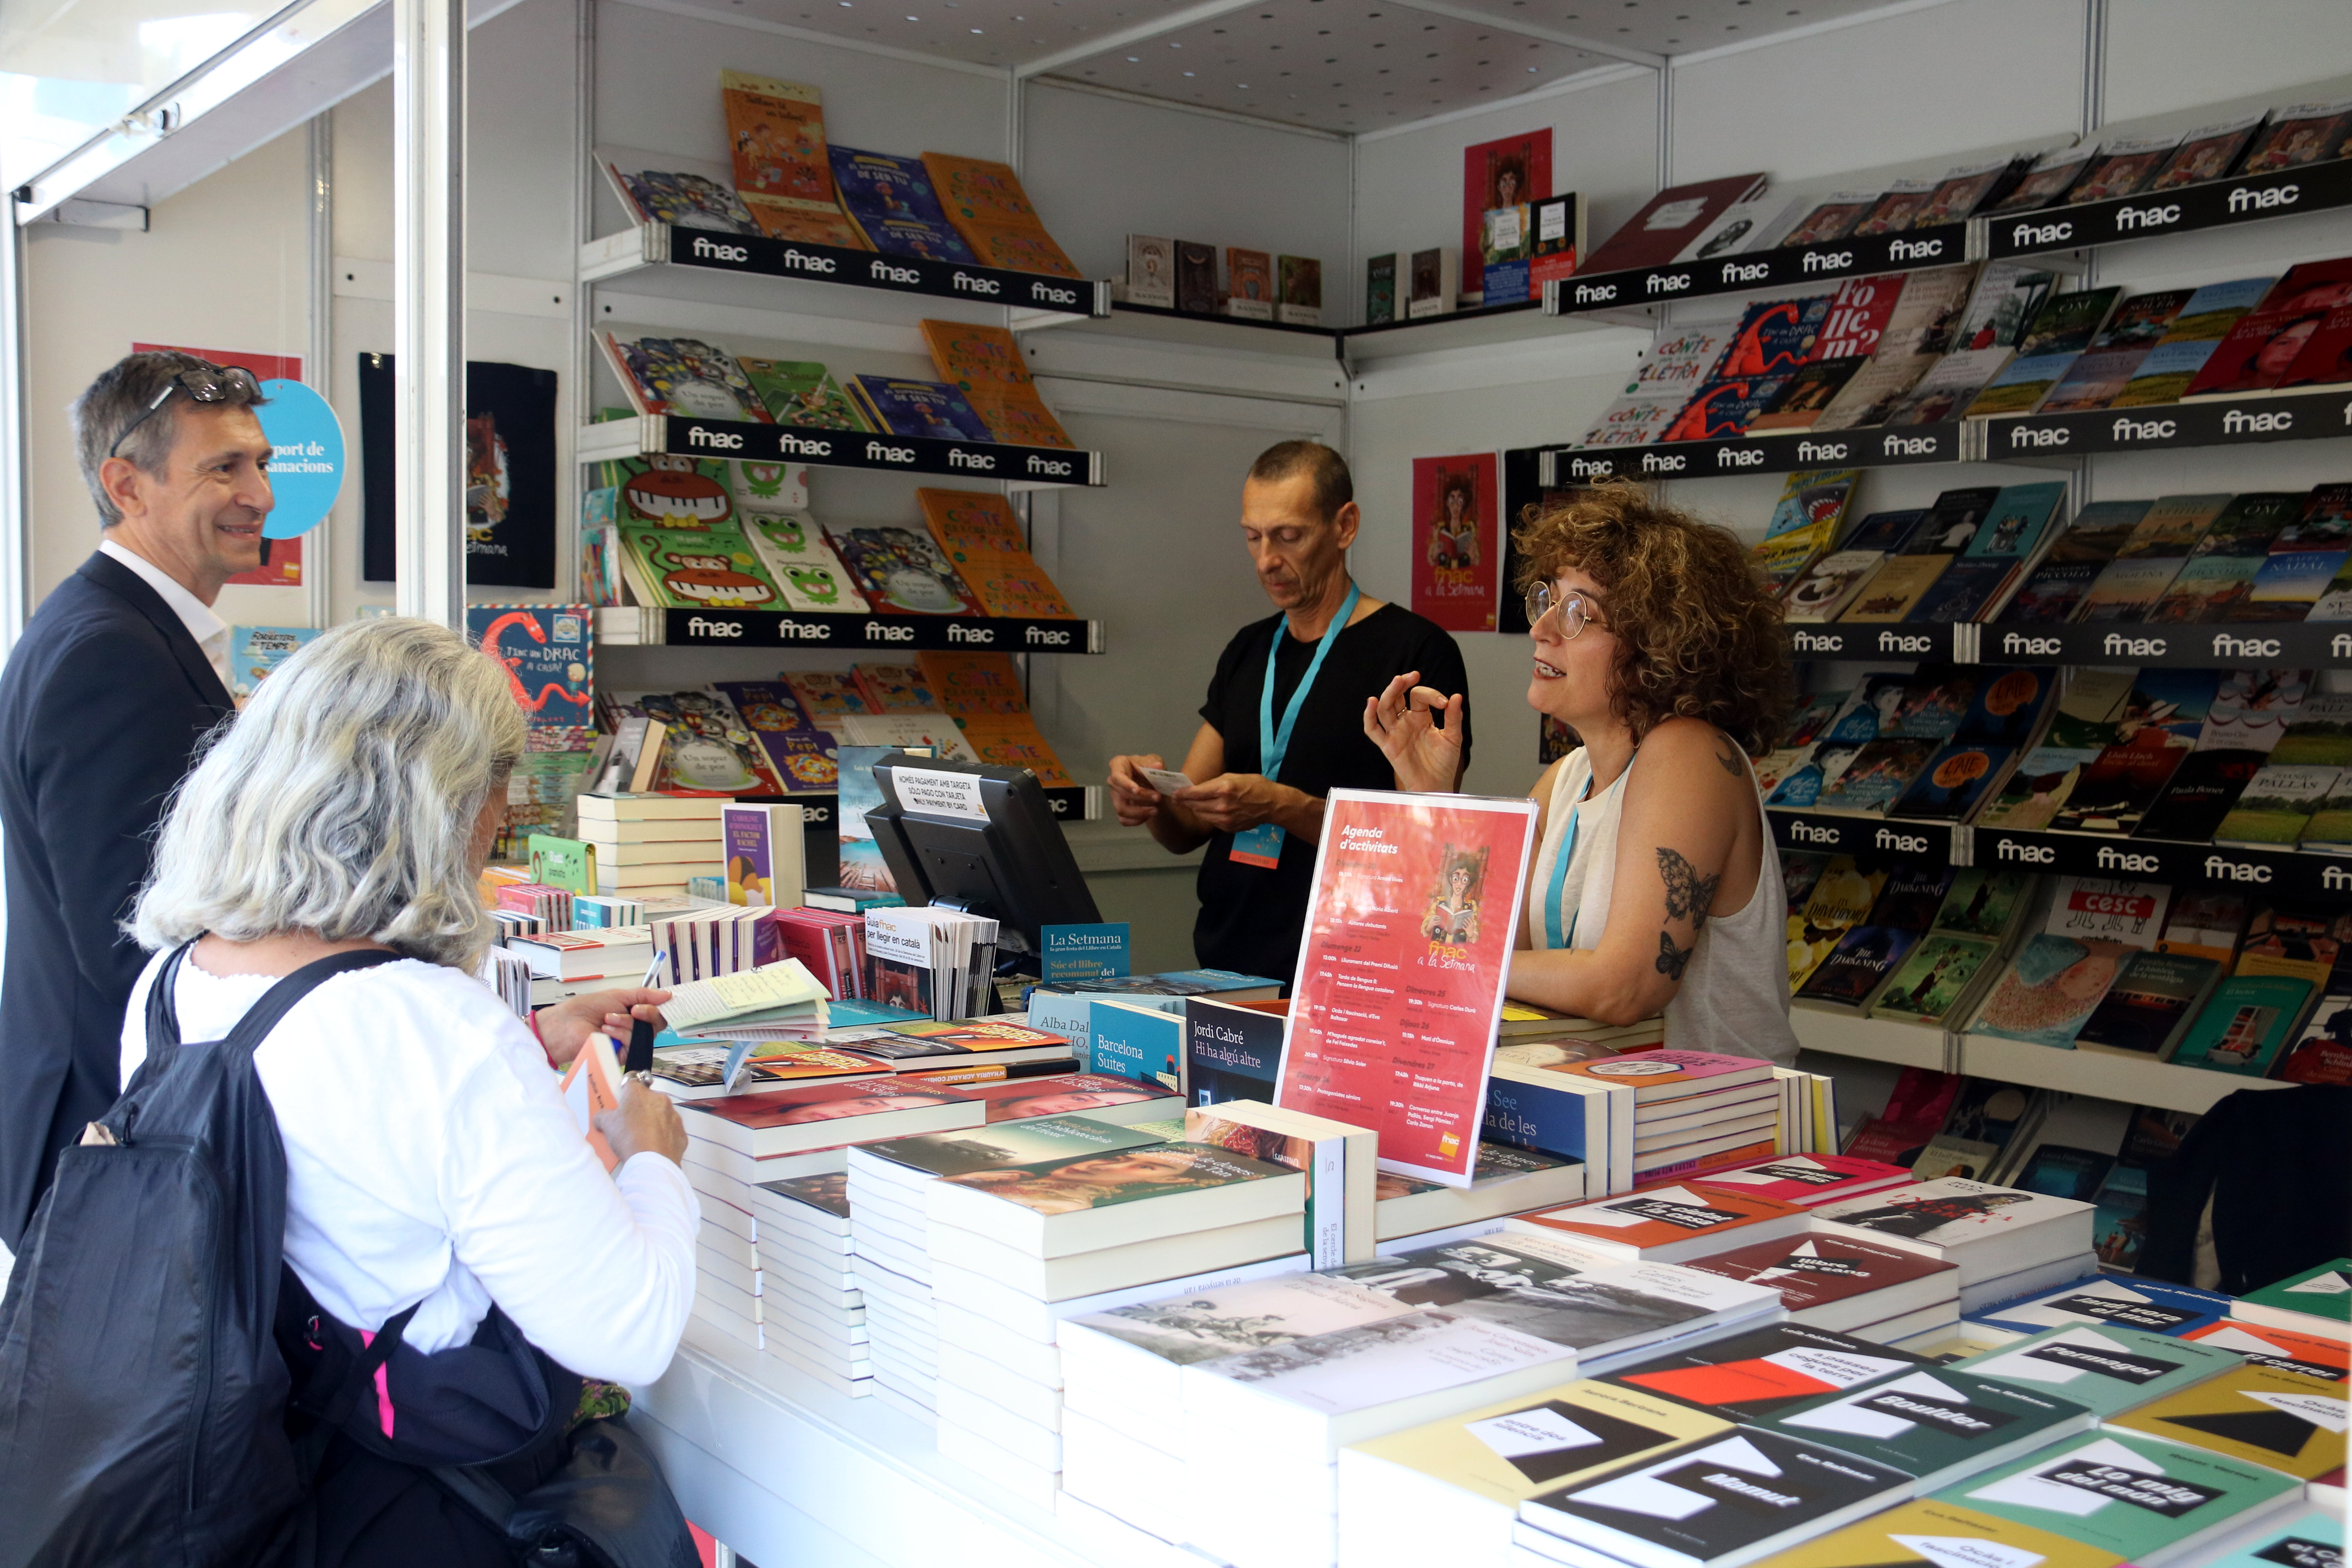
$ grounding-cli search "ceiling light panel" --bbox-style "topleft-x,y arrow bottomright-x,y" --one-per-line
732,0 -> 1212,70
1043,0 -> 1610,134
1409,0 -> 1895,55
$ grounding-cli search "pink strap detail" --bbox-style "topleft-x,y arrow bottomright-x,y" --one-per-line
356,1329 -> 397,1439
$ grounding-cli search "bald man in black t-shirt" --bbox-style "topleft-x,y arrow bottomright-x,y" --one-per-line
1108,442 -> 1472,984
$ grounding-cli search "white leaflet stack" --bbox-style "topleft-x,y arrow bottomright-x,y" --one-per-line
923,1140 -> 1308,1511
866,904 -> 999,1021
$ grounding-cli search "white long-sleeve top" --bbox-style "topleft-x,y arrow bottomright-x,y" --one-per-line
120,950 -> 696,1386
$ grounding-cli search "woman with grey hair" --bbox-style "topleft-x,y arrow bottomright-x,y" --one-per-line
116,616 -> 694,1560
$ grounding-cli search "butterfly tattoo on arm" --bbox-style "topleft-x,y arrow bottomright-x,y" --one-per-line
1655,847 -> 1722,982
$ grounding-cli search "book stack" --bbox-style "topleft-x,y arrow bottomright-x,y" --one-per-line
733,1172 -> 872,1394
925,1141 -> 1308,1509
1521,1052 -> 1787,1186
1809,1176 -> 2098,1309
842,1095 -> 1183,1424
2229,1256 -> 2352,1341
1680,1229 -> 1959,1346
574,792 -> 726,896
1506,1182 -> 1810,1265
1063,1232 -> 1781,1566
1373,1144 -> 1587,1250
508,922 -> 655,983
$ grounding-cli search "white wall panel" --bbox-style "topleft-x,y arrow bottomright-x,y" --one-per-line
1671,0 -> 2080,187
2105,0 -> 2352,123
1022,81 -> 1352,311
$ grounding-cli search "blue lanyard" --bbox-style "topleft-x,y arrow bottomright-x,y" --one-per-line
1542,756 -> 1631,950
1259,581 -> 1360,785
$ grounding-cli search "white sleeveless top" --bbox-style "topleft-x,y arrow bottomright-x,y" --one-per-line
1526,747 -> 1800,1065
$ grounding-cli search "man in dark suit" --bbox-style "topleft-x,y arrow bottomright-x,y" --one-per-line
0,351 -> 268,1247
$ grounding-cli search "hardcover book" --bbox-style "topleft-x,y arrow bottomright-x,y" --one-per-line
1125,234 -> 1174,308
823,522 -> 981,616
1581,173 -> 1766,275
844,376 -> 994,443
1177,240 -> 1219,314
736,357 -> 870,431
600,334 -> 773,423
720,72 -> 834,208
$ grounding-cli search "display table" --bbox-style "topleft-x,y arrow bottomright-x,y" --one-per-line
633,1334 -> 1219,1568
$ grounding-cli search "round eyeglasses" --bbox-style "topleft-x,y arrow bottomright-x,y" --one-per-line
1525,580 -> 1604,639
107,364 -> 263,459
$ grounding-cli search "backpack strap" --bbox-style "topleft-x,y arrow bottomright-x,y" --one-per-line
145,941 -> 405,1059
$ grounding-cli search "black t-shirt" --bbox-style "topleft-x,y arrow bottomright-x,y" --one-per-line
1193,602 -> 1473,982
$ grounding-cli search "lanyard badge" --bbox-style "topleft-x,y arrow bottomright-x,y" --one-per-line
1231,583 -> 1360,870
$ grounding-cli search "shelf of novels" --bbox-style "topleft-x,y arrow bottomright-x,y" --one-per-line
1539,95 -> 2352,329
581,222 -> 1104,334
580,412 -> 1101,491
1788,1005 -> 1951,1072
1955,1031 -> 2290,1117
594,601 -> 1102,655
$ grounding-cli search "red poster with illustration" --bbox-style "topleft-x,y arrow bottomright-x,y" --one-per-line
1276,788 -> 1539,1186
132,342 -> 305,588
1462,130 -> 1551,302
1409,453 -> 1500,633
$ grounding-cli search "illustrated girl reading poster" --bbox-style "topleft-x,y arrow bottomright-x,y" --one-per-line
1422,843 -> 1490,948
1408,453 -> 1500,632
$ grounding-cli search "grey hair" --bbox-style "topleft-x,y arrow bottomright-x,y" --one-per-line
72,351 -> 268,527
133,617 -> 527,970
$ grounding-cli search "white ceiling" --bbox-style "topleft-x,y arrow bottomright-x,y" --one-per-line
717,0 -> 1914,134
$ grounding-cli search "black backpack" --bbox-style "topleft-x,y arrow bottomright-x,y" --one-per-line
0,946 -> 401,1567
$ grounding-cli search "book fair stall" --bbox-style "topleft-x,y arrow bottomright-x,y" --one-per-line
4,1 -> 2352,1564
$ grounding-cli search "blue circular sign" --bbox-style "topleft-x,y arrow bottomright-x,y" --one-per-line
255,378 -> 345,539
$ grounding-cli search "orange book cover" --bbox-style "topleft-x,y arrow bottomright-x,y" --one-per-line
952,713 -> 1072,787
720,70 -> 834,207
1517,1185 -> 1806,1253
956,557 -> 1075,619
558,1035 -> 627,1172
850,662 -> 938,714
919,323 -> 1076,448
744,194 -> 867,249
917,651 -> 1028,716
2182,1319 -> 2352,1378
920,153 -> 1046,230
919,488 -> 1030,557
960,222 -> 1084,279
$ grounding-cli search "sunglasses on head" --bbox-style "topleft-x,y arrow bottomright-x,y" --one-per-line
1525,580 -> 1604,639
108,364 -> 263,460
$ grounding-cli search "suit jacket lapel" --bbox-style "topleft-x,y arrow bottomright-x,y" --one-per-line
75,552 -> 236,718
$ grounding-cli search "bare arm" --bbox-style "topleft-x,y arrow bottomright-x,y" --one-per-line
1506,722 -> 1763,1025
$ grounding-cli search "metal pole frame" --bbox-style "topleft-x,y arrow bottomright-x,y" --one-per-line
393,0 -> 467,629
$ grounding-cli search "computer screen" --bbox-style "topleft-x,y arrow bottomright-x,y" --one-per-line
867,753 -> 1101,957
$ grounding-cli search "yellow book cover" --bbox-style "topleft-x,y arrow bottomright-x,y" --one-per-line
953,712 -> 1072,787
919,488 -> 1028,557
1745,1499 -> 2123,1568
919,323 -> 1077,448
2105,1360 -> 2350,1479
719,70 -> 833,206
920,152 -> 1045,230
1837,556 -> 1952,622
917,651 -> 1029,716
959,220 -> 1084,279
976,395 -> 1076,450
743,194 -> 868,249
1346,1379 -> 1730,1509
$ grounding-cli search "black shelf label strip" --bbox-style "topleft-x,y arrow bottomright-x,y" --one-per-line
1977,828 -> 2352,899
662,224 -> 1104,317
660,417 -> 1101,486
1978,621 -> 2352,668
662,608 -> 1098,651
1982,159 -> 2352,258
1983,388 -> 2352,459
1546,224 -> 1969,317
1537,422 -> 1962,483
1768,810 -> 1954,862
1784,625 -> 1962,662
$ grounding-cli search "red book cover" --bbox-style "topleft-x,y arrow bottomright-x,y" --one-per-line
1276,789 -> 1538,1186
1814,274 -> 1905,362
1691,1153 -> 1918,1207
1605,1322 -> 1929,1419
686,1077 -> 978,1156
2184,309 -> 2334,398
1514,1184 -> 1807,1256
2274,303 -> 2352,393
1678,1233 -> 1956,1311
1462,130 -> 1551,301
1408,453 -> 1500,633
1582,173 -> 1766,275
1539,1050 -> 1776,1104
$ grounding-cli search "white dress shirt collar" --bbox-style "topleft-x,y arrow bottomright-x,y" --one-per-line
99,537 -> 231,690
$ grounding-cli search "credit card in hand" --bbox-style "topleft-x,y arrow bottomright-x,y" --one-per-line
1140,767 -> 1194,795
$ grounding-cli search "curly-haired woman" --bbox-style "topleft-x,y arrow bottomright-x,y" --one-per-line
1363,482 -> 1799,1061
